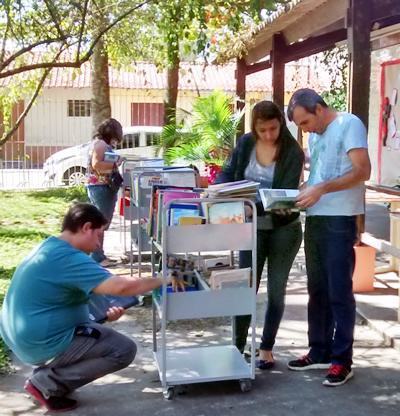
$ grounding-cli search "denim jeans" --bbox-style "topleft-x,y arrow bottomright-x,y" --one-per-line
87,185 -> 118,262
305,216 -> 357,366
235,219 -> 302,352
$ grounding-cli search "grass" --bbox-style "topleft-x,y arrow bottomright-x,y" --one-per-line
0,186 -> 88,373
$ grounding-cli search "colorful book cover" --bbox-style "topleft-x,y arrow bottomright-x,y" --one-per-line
168,203 -> 200,226
162,189 -> 200,207
207,201 -> 245,224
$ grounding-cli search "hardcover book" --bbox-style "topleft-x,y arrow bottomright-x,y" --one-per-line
207,201 -> 245,224
259,188 -> 300,211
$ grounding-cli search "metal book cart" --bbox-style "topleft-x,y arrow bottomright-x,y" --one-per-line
119,158 -> 164,255
151,197 -> 257,399
129,167 -> 196,277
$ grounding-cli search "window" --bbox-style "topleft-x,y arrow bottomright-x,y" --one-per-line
146,132 -> 161,146
118,133 -> 140,149
131,102 -> 164,126
68,100 -> 91,117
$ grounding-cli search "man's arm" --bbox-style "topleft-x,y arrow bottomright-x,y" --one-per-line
93,275 -> 166,296
296,148 -> 371,208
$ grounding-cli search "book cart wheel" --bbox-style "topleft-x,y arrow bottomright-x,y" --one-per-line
239,379 -> 252,393
163,387 -> 175,400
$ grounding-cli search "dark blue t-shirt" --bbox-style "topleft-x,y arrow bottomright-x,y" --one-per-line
0,236 -> 111,365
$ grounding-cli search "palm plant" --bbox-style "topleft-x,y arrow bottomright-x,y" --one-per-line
157,90 -> 244,167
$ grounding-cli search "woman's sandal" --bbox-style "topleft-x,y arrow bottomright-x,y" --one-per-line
256,353 -> 275,370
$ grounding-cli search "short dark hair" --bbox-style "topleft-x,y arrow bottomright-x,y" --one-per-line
93,118 -> 123,145
61,203 -> 108,233
287,88 -> 328,121
251,100 -> 287,161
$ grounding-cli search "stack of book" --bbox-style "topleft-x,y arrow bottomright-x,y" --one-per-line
148,185 -> 203,240
206,180 -> 260,200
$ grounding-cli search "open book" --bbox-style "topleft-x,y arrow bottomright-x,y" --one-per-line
259,188 -> 300,211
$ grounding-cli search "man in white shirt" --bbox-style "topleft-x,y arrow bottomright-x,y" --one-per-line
286,88 -> 371,387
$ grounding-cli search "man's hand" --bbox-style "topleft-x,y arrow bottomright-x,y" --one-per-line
106,306 -> 125,322
170,271 -> 185,292
296,184 -> 324,208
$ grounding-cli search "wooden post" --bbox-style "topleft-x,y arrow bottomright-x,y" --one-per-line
235,58 -> 247,139
271,33 -> 286,112
347,0 -> 372,237
347,0 -> 371,128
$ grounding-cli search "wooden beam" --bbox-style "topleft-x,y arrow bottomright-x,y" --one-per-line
361,233 -> 400,260
245,60 -> 271,76
284,28 -> 347,63
371,0 -> 400,22
271,33 -> 286,111
235,58 -> 246,138
347,0 -> 372,128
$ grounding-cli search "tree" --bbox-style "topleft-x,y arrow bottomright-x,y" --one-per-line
106,1 -> 291,124
320,46 -> 348,111
90,0 -> 111,132
0,0 -> 149,145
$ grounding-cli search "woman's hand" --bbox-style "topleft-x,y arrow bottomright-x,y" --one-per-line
274,208 -> 293,216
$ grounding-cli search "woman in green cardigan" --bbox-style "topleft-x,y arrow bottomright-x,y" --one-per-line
216,100 -> 304,369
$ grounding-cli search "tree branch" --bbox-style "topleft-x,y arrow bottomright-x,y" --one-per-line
0,2 -> 11,64
76,0 -> 90,59
0,37 -> 67,72
0,0 -> 152,79
43,0 -> 67,41
0,66 -> 52,146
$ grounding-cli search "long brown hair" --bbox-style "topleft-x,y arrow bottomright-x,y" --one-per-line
251,100 -> 287,162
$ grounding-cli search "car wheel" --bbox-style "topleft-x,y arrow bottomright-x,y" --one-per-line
64,167 -> 86,186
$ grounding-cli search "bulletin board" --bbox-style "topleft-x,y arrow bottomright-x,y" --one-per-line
378,59 -> 400,185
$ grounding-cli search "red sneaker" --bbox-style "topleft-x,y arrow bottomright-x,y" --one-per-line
24,380 -> 78,412
323,364 -> 354,387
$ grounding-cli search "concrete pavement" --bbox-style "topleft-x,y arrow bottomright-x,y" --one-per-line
0,214 -> 399,415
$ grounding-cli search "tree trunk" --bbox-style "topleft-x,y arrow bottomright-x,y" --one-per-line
91,2 -> 111,135
164,56 -> 180,125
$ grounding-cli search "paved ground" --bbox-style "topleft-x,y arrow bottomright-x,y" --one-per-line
0,215 -> 399,415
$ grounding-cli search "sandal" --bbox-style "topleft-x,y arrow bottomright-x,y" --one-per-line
256,358 -> 275,370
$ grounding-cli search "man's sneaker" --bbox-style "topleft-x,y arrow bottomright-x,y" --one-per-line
288,354 -> 331,371
323,364 -> 354,387
24,380 -> 78,412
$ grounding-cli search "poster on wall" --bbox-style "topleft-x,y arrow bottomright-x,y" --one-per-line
379,59 -> 400,186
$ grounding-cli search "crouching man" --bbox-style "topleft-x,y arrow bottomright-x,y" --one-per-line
0,203 -> 165,412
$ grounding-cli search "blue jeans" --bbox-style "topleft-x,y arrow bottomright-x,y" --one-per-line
236,220 -> 302,352
305,216 -> 357,366
87,185 -> 118,262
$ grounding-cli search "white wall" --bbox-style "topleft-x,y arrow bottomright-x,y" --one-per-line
25,88 -> 92,147
25,87 -> 268,148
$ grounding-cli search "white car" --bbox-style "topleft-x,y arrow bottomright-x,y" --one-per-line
43,126 -> 162,186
